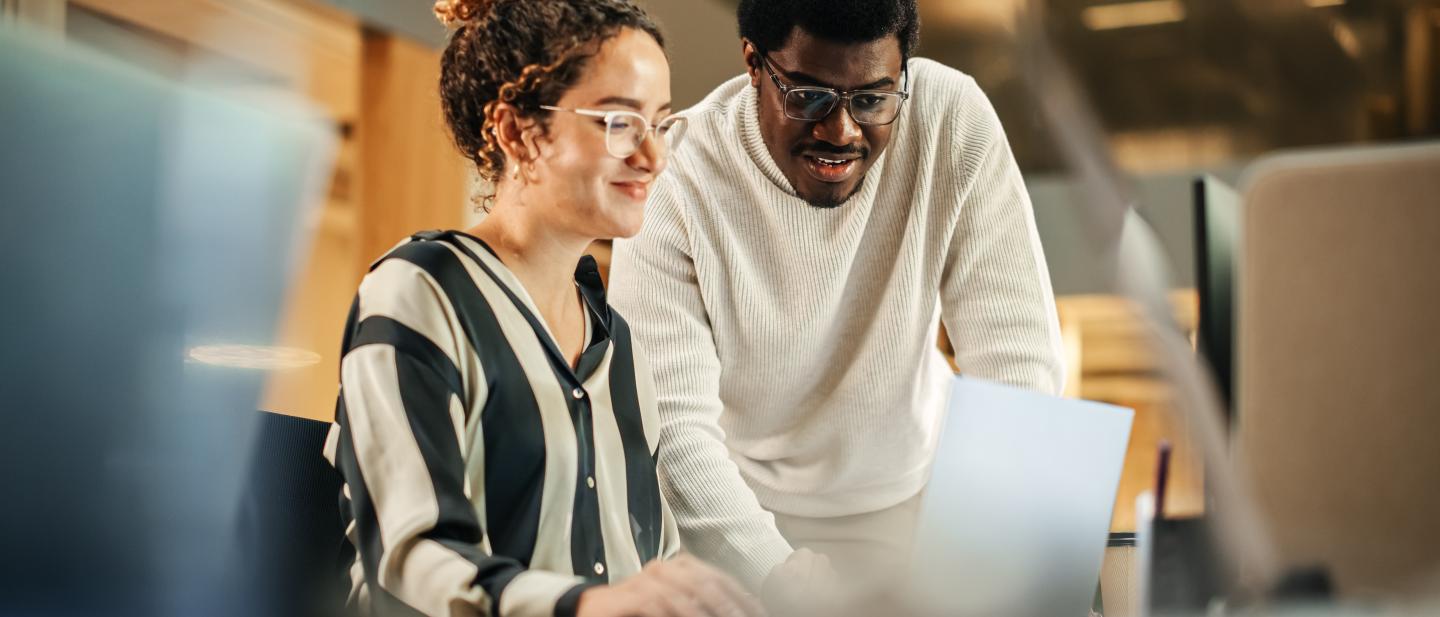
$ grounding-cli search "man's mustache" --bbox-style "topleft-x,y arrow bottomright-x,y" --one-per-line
792,142 -> 868,158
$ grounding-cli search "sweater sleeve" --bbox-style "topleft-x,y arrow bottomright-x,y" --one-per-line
608,180 -> 795,589
939,82 -> 1066,396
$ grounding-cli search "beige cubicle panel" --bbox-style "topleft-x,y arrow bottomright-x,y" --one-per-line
1236,142 -> 1440,597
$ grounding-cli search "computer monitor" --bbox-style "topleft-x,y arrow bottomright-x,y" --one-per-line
1192,175 -> 1240,419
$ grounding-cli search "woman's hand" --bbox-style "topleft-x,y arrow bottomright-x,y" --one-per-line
577,554 -> 766,617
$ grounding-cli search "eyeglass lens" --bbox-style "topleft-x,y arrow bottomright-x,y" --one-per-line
784,89 -> 903,125
604,114 -> 688,158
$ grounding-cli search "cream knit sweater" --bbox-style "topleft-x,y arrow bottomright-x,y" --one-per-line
608,58 -> 1065,587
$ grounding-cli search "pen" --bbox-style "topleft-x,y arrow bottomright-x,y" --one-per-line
1154,440 -> 1172,521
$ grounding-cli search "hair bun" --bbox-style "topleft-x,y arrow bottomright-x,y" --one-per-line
434,0 -> 495,28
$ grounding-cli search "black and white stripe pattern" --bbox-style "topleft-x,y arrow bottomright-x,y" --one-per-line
323,230 -> 678,617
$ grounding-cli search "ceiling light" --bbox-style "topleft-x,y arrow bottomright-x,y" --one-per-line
1082,0 -> 1186,31
1330,19 -> 1361,58
920,0 -> 1024,32
1305,0 -> 1345,7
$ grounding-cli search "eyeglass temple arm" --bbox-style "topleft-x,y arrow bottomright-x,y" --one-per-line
538,105 -> 612,119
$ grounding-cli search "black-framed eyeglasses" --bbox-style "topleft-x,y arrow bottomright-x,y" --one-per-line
757,52 -> 910,126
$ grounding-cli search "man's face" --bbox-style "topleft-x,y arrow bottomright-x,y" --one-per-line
744,28 -> 905,209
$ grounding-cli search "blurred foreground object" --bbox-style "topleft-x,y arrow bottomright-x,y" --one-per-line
0,26 -> 333,615
1016,0 -> 1282,602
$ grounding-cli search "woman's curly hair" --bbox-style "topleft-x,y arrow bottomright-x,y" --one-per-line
434,0 -> 665,209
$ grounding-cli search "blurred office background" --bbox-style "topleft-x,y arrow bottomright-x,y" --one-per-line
3,0 -> 1436,607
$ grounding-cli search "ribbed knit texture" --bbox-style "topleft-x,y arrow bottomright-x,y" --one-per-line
608,58 -> 1065,588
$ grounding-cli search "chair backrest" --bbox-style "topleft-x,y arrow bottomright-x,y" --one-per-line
234,410 -> 351,617
1235,142 -> 1440,597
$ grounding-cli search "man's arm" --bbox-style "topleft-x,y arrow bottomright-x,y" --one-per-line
609,182 -> 794,589
939,86 -> 1066,395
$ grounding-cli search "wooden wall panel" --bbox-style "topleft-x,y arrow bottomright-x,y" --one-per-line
260,204 -> 364,421
265,31 -> 469,422
356,30 -> 470,266
69,0 -> 360,121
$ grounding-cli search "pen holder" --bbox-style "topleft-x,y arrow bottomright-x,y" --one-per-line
1098,532 -> 1140,617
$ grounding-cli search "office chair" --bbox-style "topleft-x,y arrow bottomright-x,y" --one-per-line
234,410 -> 352,617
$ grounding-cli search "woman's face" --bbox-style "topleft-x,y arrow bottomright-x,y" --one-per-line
523,28 -> 673,241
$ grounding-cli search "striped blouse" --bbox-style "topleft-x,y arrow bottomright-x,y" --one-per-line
323,230 -> 679,617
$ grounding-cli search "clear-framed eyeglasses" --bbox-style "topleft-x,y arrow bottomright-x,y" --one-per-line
758,53 -> 910,126
539,105 -> 689,159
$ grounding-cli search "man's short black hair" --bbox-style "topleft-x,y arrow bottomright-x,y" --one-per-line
737,0 -> 920,61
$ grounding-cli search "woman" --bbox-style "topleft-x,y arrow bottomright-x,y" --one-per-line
323,2 -> 761,616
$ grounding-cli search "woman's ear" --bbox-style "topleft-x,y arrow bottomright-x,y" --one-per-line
518,123 -> 544,166
489,102 -> 531,173
515,119 -> 548,184
491,103 -> 547,183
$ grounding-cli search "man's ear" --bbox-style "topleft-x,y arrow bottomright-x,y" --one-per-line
740,39 -> 762,89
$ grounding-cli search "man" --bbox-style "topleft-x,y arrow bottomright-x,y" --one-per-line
608,0 -> 1065,593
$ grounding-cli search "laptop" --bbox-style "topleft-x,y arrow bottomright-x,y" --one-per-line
908,377 -> 1134,616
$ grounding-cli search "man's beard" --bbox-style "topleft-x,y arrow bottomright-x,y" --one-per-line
793,141 -> 868,209
803,175 -> 865,209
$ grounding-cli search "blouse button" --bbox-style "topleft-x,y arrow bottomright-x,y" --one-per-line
571,387 -> 585,400
593,561 -> 605,576
586,476 -> 596,489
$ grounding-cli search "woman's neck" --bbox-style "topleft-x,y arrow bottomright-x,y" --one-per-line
465,195 -> 591,322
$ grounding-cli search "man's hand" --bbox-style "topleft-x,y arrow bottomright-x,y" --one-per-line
760,549 -> 839,616
577,554 -> 766,617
